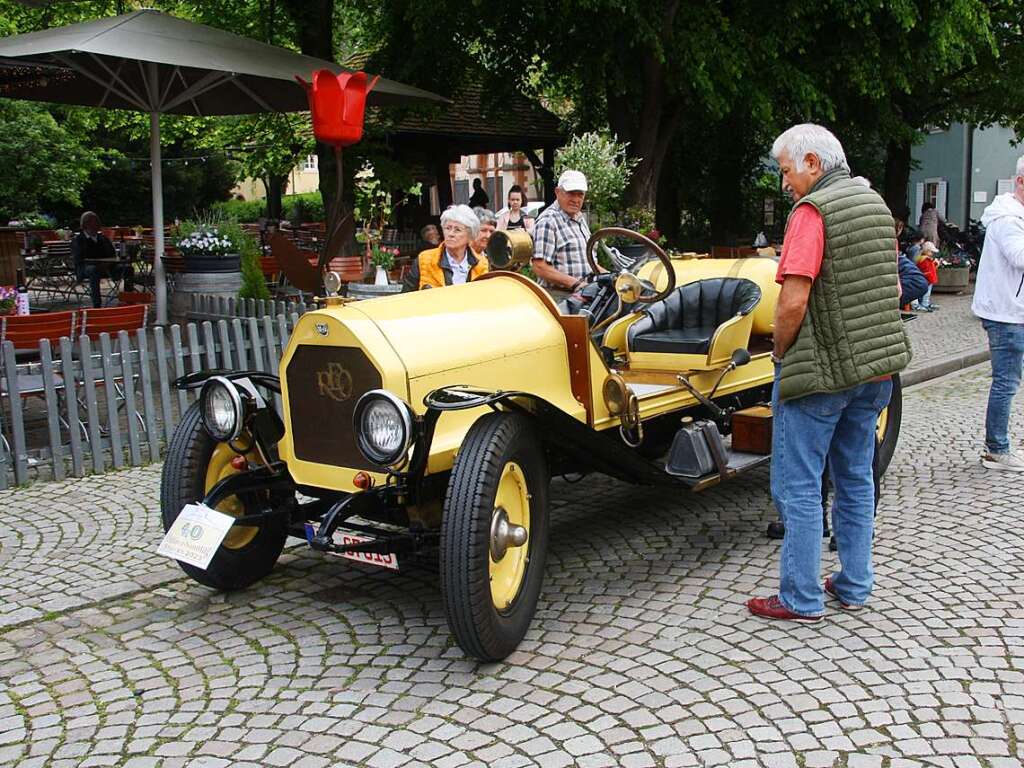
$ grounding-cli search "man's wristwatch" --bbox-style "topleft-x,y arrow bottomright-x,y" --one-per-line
770,352 -> 783,364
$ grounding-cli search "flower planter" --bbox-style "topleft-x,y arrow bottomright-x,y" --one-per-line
182,253 -> 241,273
933,266 -> 970,294
170,253 -> 242,325
347,282 -> 402,300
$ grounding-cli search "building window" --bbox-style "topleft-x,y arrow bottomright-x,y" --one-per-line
304,154 -> 318,171
924,181 -> 940,208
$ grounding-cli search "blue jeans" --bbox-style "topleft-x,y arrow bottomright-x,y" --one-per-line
771,372 -> 892,616
982,319 -> 1024,454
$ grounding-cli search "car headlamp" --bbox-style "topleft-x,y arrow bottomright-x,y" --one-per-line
200,376 -> 244,442
353,390 -> 414,469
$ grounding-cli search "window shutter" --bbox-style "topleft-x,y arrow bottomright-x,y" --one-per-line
936,181 -> 948,218
915,183 -> 924,223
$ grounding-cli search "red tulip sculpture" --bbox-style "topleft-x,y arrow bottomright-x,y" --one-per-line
292,69 -> 381,288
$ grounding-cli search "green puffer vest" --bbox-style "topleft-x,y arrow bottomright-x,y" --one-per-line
778,169 -> 912,401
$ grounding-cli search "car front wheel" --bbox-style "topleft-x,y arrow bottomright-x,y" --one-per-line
440,412 -> 549,662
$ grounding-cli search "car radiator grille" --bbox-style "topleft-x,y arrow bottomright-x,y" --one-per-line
286,345 -> 383,469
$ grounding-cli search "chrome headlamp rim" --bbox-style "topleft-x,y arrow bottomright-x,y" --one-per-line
200,375 -> 244,443
353,389 -> 415,469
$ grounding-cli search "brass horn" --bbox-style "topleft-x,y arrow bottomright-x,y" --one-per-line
486,229 -> 534,269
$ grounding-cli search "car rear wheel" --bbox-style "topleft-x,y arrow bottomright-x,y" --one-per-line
160,401 -> 288,590
440,412 -> 549,662
875,373 -> 902,476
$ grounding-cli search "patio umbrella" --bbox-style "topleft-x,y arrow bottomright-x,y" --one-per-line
0,9 -> 446,323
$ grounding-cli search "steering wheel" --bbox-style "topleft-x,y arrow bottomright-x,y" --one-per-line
583,227 -> 677,332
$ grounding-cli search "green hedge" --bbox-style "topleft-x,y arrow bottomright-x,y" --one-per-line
211,198 -> 266,222
284,192 -> 325,223
211,192 -> 326,223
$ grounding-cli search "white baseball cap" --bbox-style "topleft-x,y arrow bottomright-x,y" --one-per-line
557,169 -> 588,192
922,241 -> 939,254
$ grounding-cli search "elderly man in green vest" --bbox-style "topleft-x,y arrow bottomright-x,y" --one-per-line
748,124 -> 911,623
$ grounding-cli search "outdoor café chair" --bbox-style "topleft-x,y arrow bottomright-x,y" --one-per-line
73,304 -> 150,437
0,310 -> 82,449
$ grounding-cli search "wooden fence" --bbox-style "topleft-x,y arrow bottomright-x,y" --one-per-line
0,311 -> 306,489
187,294 -> 317,323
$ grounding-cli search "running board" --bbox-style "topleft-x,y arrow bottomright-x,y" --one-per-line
672,451 -> 771,491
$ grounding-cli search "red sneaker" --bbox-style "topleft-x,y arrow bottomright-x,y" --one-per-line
824,576 -> 863,611
746,595 -> 822,623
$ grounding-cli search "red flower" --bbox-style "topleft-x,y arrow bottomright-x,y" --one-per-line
298,69 -> 379,148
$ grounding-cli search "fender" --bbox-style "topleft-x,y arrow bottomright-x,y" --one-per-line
173,368 -> 281,393
423,385 -> 679,487
174,369 -> 285,449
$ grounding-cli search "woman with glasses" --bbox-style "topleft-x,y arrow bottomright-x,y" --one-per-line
402,204 -> 490,291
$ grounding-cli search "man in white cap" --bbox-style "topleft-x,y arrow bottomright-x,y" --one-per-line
531,169 -> 593,298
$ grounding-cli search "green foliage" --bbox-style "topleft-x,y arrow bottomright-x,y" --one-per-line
285,192 -> 325,223
0,100 -> 105,221
239,235 -> 270,300
353,161 -> 421,242
554,132 -> 638,221
370,245 -> 398,270
212,198 -> 267,222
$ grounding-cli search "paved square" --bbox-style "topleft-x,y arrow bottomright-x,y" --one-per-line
1,365 -> 1021,767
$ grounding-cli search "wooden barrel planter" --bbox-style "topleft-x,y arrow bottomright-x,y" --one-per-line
346,282 -> 403,300
169,254 -> 242,325
933,266 -> 970,294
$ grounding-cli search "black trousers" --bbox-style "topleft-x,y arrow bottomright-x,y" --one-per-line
78,262 -> 135,308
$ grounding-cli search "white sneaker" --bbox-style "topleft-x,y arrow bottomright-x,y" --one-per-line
981,451 -> 1024,472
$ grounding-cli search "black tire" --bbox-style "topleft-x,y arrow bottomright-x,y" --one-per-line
440,412 -> 549,662
160,402 -> 287,590
875,373 -> 903,477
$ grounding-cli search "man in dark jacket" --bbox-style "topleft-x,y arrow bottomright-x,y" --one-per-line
71,211 -> 134,308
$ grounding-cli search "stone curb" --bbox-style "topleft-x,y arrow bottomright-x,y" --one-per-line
903,348 -> 991,388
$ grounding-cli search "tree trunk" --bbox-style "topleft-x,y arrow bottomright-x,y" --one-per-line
607,3 -> 682,210
883,137 -> 912,223
280,0 -> 339,214
265,174 -> 286,220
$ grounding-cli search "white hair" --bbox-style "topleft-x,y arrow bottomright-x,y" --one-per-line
441,204 -> 480,240
772,123 -> 850,173
1016,155 -> 1024,177
473,207 -> 497,226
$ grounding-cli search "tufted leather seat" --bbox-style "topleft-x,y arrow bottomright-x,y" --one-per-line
627,278 -> 762,355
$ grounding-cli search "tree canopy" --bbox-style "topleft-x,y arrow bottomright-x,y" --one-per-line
0,0 -> 1022,239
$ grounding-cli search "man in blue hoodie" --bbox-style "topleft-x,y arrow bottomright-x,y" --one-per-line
973,156 -> 1024,472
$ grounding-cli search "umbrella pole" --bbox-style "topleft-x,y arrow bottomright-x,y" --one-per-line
150,109 -> 167,325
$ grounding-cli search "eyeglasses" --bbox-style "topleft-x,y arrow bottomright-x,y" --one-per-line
443,224 -> 467,234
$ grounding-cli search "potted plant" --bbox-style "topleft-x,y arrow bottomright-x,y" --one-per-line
354,161 -> 421,279
175,222 -> 241,272
934,246 -> 972,293
0,286 -> 15,316
370,244 -> 398,286
169,215 -> 250,325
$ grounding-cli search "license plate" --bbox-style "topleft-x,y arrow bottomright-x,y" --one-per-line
158,503 -> 236,570
305,524 -> 399,572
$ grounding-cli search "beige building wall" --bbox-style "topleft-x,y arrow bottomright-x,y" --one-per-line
231,154 -> 323,201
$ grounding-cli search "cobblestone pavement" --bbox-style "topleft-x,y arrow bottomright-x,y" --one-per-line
1,365 -> 1022,768
902,289 -> 985,375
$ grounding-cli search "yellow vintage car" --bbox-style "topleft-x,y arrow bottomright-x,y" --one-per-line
160,229 -> 902,661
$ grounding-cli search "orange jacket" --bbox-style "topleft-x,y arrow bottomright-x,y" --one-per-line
402,244 -> 489,291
